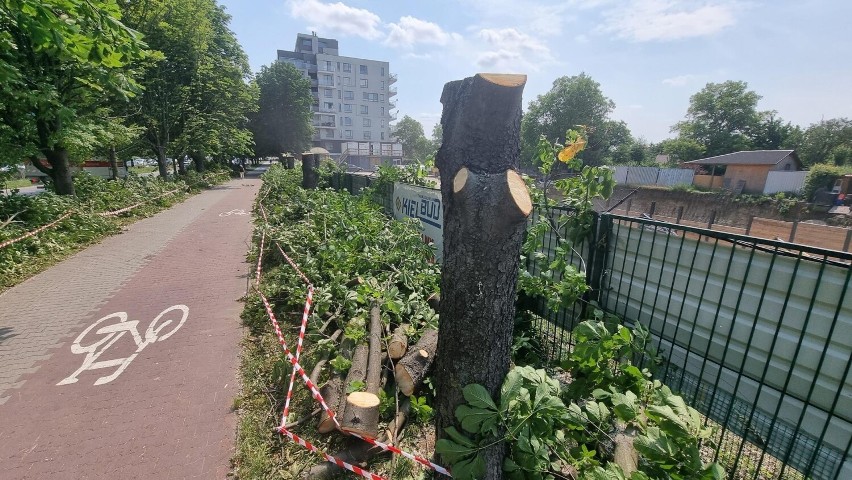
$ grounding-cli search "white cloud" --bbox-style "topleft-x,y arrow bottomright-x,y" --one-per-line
386,16 -> 462,48
599,0 -> 737,42
662,74 -> 698,86
475,28 -> 553,71
288,0 -> 382,40
402,52 -> 433,60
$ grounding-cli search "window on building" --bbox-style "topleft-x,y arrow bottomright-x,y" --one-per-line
344,130 -> 352,139
344,104 -> 352,112
380,94 -> 384,102
381,67 -> 385,76
381,107 -> 385,116
784,163 -> 792,171
324,129 -> 334,138
363,118 -> 371,127
360,105 -> 368,114
381,120 -> 387,129
360,78 -> 368,88
324,89 -> 332,98
343,77 -> 351,86
360,65 -> 368,74
343,63 -> 351,72
363,92 -> 378,102
323,102 -> 333,110
344,91 -> 354,100
324,61 -> 333,71
381,132 -> 385,140
301,38 -> 312,50
343,117 -> 352,126
363,131 -> 371,140
380,81 -> 385,90
322,74 -> 333,85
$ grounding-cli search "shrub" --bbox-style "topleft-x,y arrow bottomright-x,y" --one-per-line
802,164 -> 852,201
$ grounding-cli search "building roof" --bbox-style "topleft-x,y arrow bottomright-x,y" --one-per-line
685,150 -> 799,166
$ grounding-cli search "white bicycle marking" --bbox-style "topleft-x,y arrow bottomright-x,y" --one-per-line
58,305 -> 189,386
219,209 -> 248,217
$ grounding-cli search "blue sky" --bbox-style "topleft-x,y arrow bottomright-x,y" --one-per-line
218,0 -> 852,143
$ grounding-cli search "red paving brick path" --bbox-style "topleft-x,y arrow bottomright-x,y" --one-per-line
0,171 -> 263,479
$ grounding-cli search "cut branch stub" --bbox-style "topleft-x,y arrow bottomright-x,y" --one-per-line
394,328 -> 438,396
387,324 -> 409,361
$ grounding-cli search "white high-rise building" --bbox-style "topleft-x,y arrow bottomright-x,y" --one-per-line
277,32 -> 402,169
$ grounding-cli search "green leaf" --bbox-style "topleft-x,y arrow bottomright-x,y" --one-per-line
451,453 -> 486,480
456,404 -> 499,434
434,439 -> 475,464
443,426 -> 476,448
462,383 -> 498,411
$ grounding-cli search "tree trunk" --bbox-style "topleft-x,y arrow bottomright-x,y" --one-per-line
44,148 -> 75,196
156,145 -> 168,178
432,73 -> 530,479
365,305 -> 383,394
192,153 -> 205,173
394,328 -> 438,396
301,153 -> 320,189
108,145 -> 119,180
177,155 -> 187,175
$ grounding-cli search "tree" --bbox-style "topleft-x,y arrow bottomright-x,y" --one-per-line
797,118 -> 852,167
0,0 -> 148,194
656,137 -> 706,163
672,81 -> 762,157
521,73 -> 623,167
392,115 -> 431,161
430,123 -> 443,155
249,61 -> 313,161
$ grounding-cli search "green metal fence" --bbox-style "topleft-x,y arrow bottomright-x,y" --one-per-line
525,207 -> 851,480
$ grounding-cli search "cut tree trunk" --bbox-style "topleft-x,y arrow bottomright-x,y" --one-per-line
387,324 -> 409,360
427,292 -> 440,311
431,73 -> 529,479
394,328 -> 438,396
317,375 -> 344,433
613,423 -> 640,475
301,153 -> 320,189
340,391 -> 380,438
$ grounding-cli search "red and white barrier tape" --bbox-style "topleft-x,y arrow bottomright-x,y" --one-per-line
98,188 -> 183,217
255,230 -> 265,287
274,241 -> 312,287
0,210 -> 74,250
278,427 -> 385,480
281,284 -> 313,427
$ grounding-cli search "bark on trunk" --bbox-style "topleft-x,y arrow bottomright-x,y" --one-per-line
366,305 -> 383,394
394,328 -> 438,396
432,73 -> 529,479
156,145 -> 168,178
317,375 -> 345,433
108,146 -> 119,180
301,153 -> 320,189
192,153 -> 205,173
44,148 -> 75,196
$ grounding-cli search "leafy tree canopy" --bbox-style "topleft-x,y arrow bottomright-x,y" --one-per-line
249,61 -> 313,158
521,73 -> 630,167
392,115 -> 431,162
797,118 -> 852,167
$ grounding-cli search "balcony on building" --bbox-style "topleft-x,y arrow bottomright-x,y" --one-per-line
388,73 -> 398,84
388,86 -> 397,97
388,99 -> 397,109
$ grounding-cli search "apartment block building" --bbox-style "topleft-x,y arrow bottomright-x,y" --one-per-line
277,32 -> 402,169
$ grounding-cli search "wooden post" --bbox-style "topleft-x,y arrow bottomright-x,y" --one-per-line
431,73 -> 530,478
789,220 -> 799,243
844,229 -> 852,252
648,201 -> 656,218
625,199 -> 632,216
675,206 -> 684,224
746,215 -> 755,235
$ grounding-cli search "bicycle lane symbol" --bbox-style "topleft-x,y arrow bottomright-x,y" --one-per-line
57,305 -> 189,386
219,209 -> 247,217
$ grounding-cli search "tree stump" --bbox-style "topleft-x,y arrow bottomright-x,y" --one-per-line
431,73 -> 530,479
301,153 -> 320,189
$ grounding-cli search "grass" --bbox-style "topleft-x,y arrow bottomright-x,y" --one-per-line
2,178 -> 36,190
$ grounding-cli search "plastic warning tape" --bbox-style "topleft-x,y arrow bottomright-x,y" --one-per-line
281,284 -> 313,426
0,210 -> 74,250
278,427 -> 385,480
255,229 -> 265,287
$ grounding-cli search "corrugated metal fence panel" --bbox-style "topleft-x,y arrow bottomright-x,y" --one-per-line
601,220 -> 851,479
764,171 -> 809,194
626,167 -> 660,185
656,168 -> 694,186
613,167 -> 694,187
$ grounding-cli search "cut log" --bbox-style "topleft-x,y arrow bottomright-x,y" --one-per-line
427,292 -> 440,311
387,397 -> 411,444
394,328 -> 438,396
303,436 -> 387,479
337,343 -> 373,434
340,391 -> 381,438
346,276 -> 365,288
366,305 -> 383,394
317,375 -> 344,433
387,324 -> 409,360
